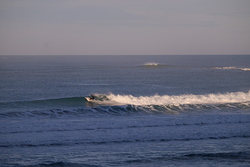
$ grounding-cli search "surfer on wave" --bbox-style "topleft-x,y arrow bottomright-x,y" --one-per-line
90,94 -> 95,100
85,94 -> 95,102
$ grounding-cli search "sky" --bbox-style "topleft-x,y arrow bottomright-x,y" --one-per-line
0,0 -> 250,55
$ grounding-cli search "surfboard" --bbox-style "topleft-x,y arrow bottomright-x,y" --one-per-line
85,96 -> 94,102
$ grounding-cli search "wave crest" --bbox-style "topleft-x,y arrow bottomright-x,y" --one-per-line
142,62 -> 172,68
105,91 -> 250,106
144,62 -> 159,66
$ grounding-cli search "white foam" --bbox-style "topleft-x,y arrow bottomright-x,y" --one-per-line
106,91 -> 250,106
240,68 -> 250,71
144,62 -> 159,66
213,66 -> 250,71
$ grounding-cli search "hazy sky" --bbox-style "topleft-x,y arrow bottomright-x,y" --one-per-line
0,0 -> 250,55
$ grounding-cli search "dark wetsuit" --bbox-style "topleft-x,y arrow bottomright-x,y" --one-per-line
90,94 -> 95,100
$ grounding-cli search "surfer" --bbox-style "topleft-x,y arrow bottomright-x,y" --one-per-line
90,94 -> 95,100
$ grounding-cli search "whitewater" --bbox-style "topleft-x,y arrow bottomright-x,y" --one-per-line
106,91 -> 250,105
0,55 -> 250,167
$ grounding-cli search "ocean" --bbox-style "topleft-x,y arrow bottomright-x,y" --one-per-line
0,55 -> 250,167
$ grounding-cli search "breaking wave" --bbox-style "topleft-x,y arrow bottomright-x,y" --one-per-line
213,66 -> 250,71
106,91 -> 250,105
142,62 -> 173,68
1,91 -> 250,118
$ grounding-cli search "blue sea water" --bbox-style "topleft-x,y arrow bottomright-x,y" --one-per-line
0,55 -> 250,167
